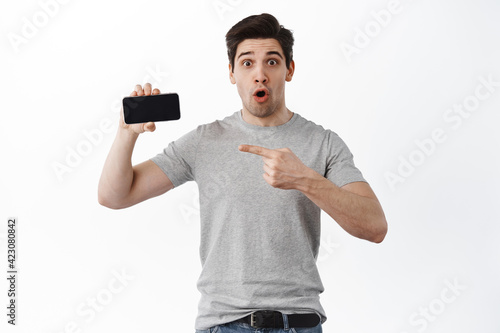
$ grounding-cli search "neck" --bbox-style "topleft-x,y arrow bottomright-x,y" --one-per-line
241,106 -> 294,127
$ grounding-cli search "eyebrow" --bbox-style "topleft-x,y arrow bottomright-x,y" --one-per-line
236,51 -> 284,61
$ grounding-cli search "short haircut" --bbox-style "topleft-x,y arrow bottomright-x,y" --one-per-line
225,13 -> 294,72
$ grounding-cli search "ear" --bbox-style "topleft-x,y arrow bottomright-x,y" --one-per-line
229,63 -> 236,84
285,60 -> 295,82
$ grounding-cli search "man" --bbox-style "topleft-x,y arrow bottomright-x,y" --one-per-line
98,13 -> 387,333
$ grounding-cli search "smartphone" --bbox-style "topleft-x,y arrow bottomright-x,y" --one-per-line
122,93 -> 180,124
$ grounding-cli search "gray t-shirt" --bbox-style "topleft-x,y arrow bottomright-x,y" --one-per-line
151,110 -> 366,330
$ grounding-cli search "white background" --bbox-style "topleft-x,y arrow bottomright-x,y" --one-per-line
1,0 -> 500,332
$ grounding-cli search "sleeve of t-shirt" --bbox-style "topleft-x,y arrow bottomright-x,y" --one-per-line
324,130 -> 367,187
149,127 -> 199,188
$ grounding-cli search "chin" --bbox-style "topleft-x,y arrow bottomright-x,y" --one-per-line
250,109 -> 274,118
247,103 -> 276,118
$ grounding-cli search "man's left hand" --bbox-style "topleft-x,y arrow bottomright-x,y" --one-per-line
238,144 -> 318,190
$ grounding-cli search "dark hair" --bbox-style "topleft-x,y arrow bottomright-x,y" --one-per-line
225,13 -> 294,72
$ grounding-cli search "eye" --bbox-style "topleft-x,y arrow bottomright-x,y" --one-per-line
268,59 -> 278,66
243,60 -> 252,67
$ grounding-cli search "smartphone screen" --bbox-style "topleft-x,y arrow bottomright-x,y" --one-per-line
122,93 -> 180,124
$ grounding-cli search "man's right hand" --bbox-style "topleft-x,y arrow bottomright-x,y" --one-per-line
98,82 -> 174,209
119,83 -> 160,134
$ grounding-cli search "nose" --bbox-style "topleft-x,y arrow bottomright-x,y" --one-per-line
254,65 -> 268,84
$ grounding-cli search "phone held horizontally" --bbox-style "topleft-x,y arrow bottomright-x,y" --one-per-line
122,93 -> 181,124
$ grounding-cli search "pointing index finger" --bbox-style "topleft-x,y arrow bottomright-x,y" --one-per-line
238,144 -> 274,157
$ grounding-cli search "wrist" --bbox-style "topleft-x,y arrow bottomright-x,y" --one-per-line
117,126 -> 140,142
296,168 -> 328,194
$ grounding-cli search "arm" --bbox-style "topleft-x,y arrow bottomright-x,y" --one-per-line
299,176 -> 387,243
98,83 -> 174,209
238,145 -> 388,243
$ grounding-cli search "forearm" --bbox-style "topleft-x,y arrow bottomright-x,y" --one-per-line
298,170 -> 387,243
98,128 -> 139,207
237,144 -> 387,242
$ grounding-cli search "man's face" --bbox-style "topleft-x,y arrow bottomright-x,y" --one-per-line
229,38 -> 294,119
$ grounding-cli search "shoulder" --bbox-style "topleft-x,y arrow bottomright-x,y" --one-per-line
293,113 -> 342,142
196,111 -> 239,135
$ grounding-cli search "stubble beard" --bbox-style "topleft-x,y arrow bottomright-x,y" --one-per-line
244,96 -> 280,119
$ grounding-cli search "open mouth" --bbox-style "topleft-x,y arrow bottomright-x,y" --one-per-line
253,88 -> 269,103
253,89 -> 269,103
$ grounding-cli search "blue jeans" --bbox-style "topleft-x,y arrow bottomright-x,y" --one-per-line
195,314 -> 322,333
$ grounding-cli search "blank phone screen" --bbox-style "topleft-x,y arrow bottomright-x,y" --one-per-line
123,93 -> 180,124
